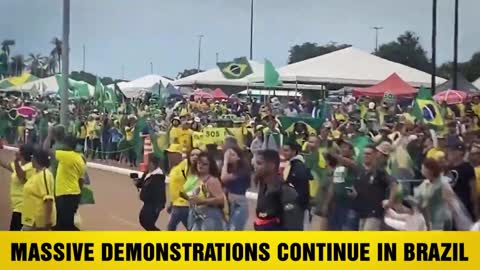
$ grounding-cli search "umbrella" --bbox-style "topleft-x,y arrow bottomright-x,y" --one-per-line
433,90 -> 468,105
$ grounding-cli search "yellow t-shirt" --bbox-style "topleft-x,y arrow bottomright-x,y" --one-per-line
125,127 -> 134,141
10,162 -> 36,213
169,127 -> 181,144
472,104 -> 480,117
87,120 -> 98,139
22,169 -> 56,228
78,125 -> 87,139
55,150 -> 86,196
426,148 -> 445,161
177,128 -> 193,151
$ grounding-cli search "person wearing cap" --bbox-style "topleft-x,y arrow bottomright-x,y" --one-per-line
445,139 -> 479,221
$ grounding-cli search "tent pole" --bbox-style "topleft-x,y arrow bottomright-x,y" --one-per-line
294,80 -> 298,98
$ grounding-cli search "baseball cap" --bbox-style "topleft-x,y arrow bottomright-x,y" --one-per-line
376,141 -> 392,156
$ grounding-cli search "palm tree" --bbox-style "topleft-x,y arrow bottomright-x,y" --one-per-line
50,37 -> 62,73
1,39 -> 15,56
10,54 -> 25,76
27,53 -> 47,77
1,40 -> 15,77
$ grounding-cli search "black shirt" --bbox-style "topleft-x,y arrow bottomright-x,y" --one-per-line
447,162 -> 476,219
353,167 -> 394,218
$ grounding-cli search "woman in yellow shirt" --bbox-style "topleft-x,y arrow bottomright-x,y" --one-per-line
21,149 -> 56,230
0,144 -> 36,230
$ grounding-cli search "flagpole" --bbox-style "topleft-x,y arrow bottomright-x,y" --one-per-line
453,0 -> 459,90
60,0 -> 70,126
431,0 -> 437,95
249,0 -> 254,60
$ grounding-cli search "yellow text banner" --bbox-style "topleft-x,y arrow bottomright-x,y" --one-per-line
0,232 -> 479,270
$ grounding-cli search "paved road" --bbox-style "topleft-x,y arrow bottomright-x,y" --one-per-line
0,149 -> 259,231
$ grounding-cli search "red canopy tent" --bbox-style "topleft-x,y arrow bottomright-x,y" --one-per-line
211,88 -> 228,100
352,73 -> 418,98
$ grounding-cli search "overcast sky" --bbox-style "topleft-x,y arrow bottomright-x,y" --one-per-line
1,0 -> 478,80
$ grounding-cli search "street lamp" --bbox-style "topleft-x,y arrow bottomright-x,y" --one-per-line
249,0 -> 254,60
453,0 -> 459,90
60,0 -> 70,126
431,0 -> 437,94
371,26 -> 383,53
197,34 -> 204,71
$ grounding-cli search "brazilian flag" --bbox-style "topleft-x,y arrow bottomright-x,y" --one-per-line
278,116 -> 324,133
412,99 -> 444,127
217,57 -> 253,79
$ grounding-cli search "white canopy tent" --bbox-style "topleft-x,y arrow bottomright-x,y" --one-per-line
474,78 -> 480,89
119,74 -> 173,98
2,75 -> 95,96
174,60 -> 264,87
273,47 -> 446,87
238,89 -> 301,97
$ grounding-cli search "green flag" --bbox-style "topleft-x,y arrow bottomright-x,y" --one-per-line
351,135 -> 372,165
157,82 -> 169,106
264,59 -> 282,87
95,77 -> 105,107
104,86 -> 118,103
217,57 -> 253,79
416,86 -> 433,100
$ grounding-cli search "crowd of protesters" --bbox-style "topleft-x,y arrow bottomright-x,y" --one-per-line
1,91 -> 480,231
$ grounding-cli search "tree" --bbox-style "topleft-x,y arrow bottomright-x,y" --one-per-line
437,51 -> 480,81
375,31 -> 431,72
287,42 -> 351,64
463,52 -> 480,81
10,54 -> 25,76
70,70 -> 122,86
1,40 -> 15,77
27,53 -> 48,77
50,37 -> 62,73
176,68 -> 203,79
1,39 -> 15,56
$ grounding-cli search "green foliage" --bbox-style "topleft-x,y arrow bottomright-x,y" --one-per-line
288,42 -> 350,64
70,70 -> 122,86
375,31 -> 431,73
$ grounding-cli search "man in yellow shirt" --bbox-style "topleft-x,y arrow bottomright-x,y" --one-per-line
44,130 -> 86,231
0,144 -> 36,230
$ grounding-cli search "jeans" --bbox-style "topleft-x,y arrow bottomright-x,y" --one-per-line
167,206 -> 189,231
329,204 -> 359,231
227,195 -> 248,231
191,207 -> 225,231
139,203 -> 161,231
54,194 -> 81,231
